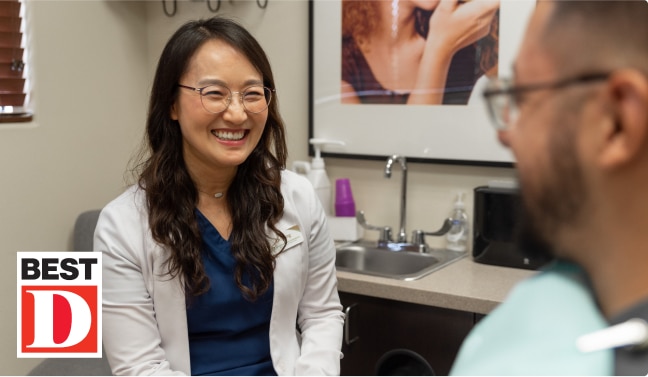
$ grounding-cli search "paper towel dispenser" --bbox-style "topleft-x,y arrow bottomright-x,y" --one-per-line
473,185 -> 553,270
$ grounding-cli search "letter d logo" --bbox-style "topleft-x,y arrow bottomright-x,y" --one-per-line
19,285 -> 100,357
27,290 -> 92,348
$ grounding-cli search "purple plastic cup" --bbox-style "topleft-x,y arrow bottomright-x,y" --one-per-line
335,178 -> 356,217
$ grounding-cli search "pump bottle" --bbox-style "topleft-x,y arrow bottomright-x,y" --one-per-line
292,139 -> 345,215
446,191 -> 470,252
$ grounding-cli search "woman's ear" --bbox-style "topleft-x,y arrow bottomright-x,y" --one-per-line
598,69 -> 648,170
170,102 -> 179,121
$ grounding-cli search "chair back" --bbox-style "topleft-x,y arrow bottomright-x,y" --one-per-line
73,210 -> 101,251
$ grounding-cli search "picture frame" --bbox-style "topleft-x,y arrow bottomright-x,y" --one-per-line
308,0 -> 536,167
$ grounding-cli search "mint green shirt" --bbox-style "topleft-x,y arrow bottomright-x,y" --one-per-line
451,261 -> 613,375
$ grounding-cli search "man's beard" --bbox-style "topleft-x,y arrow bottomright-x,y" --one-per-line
514,122 -> 587,264
514,199 -> 556,264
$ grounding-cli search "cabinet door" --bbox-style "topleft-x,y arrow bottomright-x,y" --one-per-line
340,292 -> 474,376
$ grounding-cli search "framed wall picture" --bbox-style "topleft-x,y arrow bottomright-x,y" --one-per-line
308,0 -> 536,166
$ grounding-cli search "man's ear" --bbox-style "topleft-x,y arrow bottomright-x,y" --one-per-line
598,69 -> 648,170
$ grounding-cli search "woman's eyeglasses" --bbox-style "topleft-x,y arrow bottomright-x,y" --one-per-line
178,84 -> 275,114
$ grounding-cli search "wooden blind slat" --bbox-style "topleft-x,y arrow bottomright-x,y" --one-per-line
0,77 -> 23,91
0,62 -> 22,76
0,2 -> 20,19
0,92 -> 25,106
0,113 -> 31,122
0,46 -> 22,62
0,17 -> 20,33
0,32 -> 21,47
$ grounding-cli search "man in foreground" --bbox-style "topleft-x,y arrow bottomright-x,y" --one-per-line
451,1 -> 648,374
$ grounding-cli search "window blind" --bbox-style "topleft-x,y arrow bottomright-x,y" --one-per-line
0,0 -> 31,123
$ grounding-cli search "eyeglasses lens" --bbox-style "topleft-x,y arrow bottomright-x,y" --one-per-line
485,79 -> 515,130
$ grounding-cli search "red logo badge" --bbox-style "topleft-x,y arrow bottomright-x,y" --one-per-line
17,252 -> 101,358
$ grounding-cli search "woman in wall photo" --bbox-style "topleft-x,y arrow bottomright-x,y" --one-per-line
94,16 -> 344,376
341,0 -> 500,105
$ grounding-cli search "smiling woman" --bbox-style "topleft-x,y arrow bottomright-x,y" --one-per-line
94,16 -> 344,376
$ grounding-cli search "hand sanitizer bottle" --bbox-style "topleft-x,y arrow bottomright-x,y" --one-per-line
292,138 -> 345,215
446,192 -> 469,252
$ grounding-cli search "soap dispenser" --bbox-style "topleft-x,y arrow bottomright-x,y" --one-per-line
293,138 -> 345,215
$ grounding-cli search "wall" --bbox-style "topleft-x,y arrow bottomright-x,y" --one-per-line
0,1 -> 149,374
3,1 -> 515,374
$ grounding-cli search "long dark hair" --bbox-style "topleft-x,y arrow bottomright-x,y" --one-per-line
135,17 -> 288,301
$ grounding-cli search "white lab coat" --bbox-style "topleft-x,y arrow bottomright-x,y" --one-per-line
94,170 -> 344,375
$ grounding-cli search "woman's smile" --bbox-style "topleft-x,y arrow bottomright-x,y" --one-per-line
211,129 -> 249,142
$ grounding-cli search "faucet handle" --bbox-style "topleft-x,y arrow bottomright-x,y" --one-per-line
356,210 -> 393,243
411,218 -> 454,252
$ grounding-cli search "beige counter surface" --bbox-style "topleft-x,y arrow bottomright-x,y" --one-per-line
336,256 -> 536,315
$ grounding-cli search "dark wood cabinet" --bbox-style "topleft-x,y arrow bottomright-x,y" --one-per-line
339,292 -> 476,376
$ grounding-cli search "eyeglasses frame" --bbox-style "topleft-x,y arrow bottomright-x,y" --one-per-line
177,84 -> 275,114
482,72 -> 611,130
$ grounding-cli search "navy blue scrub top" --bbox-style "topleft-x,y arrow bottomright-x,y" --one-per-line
186,210 -> 276,376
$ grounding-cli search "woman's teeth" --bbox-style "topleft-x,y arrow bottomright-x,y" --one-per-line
212,130 -> 245,141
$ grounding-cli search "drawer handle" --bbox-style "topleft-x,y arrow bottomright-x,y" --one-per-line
344,303 -> 359,345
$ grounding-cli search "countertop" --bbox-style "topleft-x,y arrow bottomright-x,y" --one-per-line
336,256 -> 536,315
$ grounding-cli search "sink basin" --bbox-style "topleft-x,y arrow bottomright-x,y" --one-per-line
335,241 -> 466,281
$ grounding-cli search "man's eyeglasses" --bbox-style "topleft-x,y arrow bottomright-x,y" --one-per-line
482,72 -> 610,130
178,84 -> 275,114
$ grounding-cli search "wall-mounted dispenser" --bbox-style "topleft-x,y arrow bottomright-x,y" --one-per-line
293,138 -> 345,216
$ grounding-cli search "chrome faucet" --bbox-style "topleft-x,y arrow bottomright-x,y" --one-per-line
356,210 -> 393,246
385,154 -> 408,243
357,154 -> 452,253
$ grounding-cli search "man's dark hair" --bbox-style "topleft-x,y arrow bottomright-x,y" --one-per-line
541,0 -> 648,75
